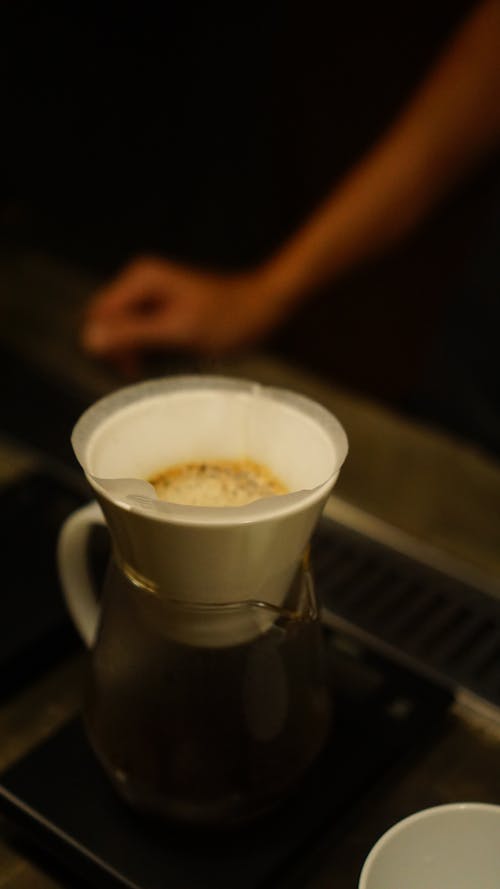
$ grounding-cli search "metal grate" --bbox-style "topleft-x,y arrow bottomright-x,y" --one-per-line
313,514 -> 500,711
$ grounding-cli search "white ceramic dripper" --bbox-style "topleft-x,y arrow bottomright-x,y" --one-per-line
58,376 -> 348,646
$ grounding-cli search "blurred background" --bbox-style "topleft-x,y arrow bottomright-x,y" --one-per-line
1,0 -> 499,454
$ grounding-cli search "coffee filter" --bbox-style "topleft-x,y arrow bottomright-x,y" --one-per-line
67,375 -> 348,617
72,376 -> 348,525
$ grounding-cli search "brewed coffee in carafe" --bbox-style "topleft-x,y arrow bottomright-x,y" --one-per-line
85,558 -> 331,825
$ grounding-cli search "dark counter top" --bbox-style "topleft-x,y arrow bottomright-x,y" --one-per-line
1,251 -> 500,888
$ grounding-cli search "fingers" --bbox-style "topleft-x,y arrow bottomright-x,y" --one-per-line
82,259 -> 178,354
83,303 -> 185,354
106,349 -> 144,379
85,259 -> 170,317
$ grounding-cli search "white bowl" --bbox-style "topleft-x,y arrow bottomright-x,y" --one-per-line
359,802 -> 500,889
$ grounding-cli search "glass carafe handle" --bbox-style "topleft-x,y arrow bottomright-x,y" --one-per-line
57,500 -> 105,647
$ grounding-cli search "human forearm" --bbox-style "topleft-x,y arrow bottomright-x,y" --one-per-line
82,2 -> 500,360
259,0 -> 500,305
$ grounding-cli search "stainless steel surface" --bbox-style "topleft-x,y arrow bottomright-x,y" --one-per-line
316,506 -> 500,714
1,250 -> 500,887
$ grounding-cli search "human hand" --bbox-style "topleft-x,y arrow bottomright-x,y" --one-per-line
81,256 -> 293,360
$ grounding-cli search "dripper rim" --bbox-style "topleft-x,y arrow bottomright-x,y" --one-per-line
72,375 -> 348,526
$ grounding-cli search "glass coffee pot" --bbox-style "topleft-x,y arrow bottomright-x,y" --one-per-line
57,376 -> 348,826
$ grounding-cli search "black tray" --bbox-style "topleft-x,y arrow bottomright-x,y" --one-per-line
0,632 -> 451,889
